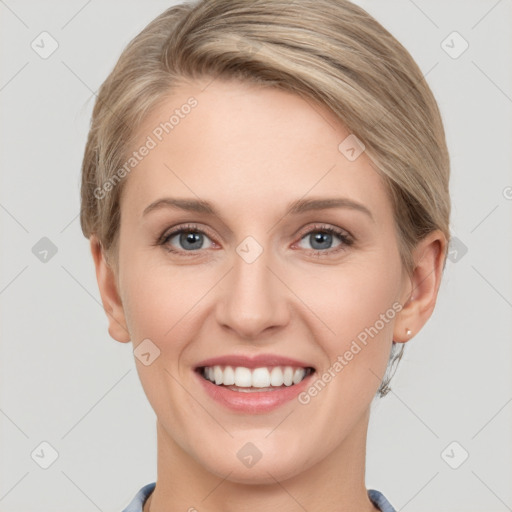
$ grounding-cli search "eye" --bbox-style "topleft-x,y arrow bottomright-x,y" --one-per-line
156,222 -> 353,258
158,224 -> 215,256
295,224 -> 353,256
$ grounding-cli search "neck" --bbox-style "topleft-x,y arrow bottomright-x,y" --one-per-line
145,409 -> 379,512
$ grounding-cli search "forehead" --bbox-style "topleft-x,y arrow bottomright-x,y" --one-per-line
120,78 -> 391,222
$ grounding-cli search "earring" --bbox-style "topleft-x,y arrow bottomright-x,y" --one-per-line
406,328 -> 412,336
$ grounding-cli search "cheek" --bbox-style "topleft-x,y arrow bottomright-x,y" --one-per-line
121,255 -> 213,342
289,261 -> 400,446
120,262 -> 210,428
306,255 -> 401,348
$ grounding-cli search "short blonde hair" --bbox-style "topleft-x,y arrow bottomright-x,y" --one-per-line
80,0 -> 451,397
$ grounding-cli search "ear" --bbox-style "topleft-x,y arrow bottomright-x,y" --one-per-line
393,230 -> 447,343
89,235 -> 131,343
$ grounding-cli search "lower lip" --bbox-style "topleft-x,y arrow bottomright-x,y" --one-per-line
194,369 -> 315,413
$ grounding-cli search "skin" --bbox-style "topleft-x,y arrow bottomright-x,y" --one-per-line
90,77 -> 446,512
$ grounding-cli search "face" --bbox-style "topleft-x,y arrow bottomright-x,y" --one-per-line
104,78 -> 415,483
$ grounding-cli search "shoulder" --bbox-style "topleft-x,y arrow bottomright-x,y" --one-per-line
121,484 -> 393,512
368,488 -> 397,512
121,482 -> 156,512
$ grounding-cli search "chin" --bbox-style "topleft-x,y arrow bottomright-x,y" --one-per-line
197,449 -> 311,485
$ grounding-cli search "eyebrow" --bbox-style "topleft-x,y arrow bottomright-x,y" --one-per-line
142,196 -> 374,222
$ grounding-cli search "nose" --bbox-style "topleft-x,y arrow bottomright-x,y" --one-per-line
215,245 -> 290,341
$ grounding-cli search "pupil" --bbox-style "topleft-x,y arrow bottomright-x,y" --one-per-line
181,231 -> 202,250
311,232 -> 331,250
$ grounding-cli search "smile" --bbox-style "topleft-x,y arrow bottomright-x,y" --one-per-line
199,365 -> 314,391
193,353 -> 317,412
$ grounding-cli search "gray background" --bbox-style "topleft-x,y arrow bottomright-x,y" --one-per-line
1,1 -> 511,511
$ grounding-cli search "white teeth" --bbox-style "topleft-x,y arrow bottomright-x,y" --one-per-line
234,367 -> 252,387
214,366 -> 223,385
293,368 -> 306,385
223,365 -> 235,385
252,367 -> 271,388
283,366 -> 294,386
270,366 -> 284,386
201,365 -> 311,388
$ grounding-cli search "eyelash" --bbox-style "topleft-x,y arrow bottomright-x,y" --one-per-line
155,223 -> 354,258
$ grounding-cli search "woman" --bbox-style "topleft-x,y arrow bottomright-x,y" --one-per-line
80,1 -> 450,510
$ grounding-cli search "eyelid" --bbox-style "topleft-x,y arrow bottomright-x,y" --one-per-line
158,223 -> 218,252
158,223 -> 218,249
295,222 -> 352,242
292,223 -> 354,256
158,222 -> 353,256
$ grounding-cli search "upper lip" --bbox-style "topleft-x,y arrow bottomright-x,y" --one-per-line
195,354 -> 315,370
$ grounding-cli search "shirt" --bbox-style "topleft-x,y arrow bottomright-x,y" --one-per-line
122,482 -> 397,512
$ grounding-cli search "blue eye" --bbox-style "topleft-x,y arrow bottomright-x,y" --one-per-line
160,225 -> 214,254
157,223 -> 353,257
296,225 -> 353,256
300,230 -> 340,251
